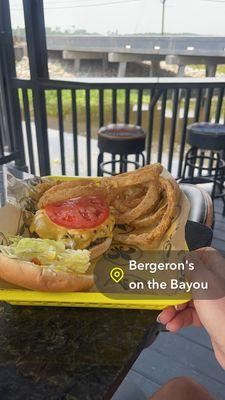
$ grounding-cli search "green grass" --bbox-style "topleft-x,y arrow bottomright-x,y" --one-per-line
19,87 -> 225,124
188,64 -> 205,71
20,89 -> 151,118
217,65 -> 225,74
188,64 -> 225,75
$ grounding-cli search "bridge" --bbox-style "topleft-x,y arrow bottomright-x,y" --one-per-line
17,35 -> 225,77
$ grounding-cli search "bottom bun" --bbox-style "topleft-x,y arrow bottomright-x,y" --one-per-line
89,237 -> 112,260
0,254 -> 94,292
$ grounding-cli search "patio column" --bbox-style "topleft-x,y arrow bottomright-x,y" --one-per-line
0,0 -> 26,170
23,0 -> 51,175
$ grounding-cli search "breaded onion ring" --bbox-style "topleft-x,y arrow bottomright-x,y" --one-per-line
101,163 -> 163,189
112,185 -> 147,213
113,178 -> 181,249
132,202 -> 168,228
36,164 -> 181,251
114,181 -> 160,224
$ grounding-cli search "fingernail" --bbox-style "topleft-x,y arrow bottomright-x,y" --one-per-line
156,312 -> 162,323
174,305 -> 179,310
166,323 -> 170,331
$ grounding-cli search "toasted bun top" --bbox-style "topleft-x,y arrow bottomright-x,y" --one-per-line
38,180 -> 101,209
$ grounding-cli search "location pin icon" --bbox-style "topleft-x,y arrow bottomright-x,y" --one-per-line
110,267 -> 124,283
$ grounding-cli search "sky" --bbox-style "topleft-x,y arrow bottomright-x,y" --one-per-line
9,0 -> 225,36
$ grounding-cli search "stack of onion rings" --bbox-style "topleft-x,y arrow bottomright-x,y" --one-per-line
37,163 -> 181,250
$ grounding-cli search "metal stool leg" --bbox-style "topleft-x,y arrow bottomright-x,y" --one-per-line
188,147 -> 197,181
219,161 -> 225,215
135,153 -> 145,168
181,147 -> 199,183
211,152 -> 225,202
123,155 -> 128,172
141,152 -> 145,167
135,154 -> 139,169
97,153 -> 104,176
211,156 -> 219,200
111,154 -> 116,175
119,155 -> 128,173
119,155 -> 123,174
181,148 -> 191,181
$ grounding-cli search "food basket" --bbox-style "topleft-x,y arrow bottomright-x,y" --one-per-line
0,173 -> 191,310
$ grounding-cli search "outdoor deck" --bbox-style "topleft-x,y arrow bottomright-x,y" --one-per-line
113,198 -> 225,400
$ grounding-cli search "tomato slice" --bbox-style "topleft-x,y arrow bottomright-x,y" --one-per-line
45,196 -> 109,229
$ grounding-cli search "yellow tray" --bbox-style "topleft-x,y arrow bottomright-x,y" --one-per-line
0,175 -> 191,310
0,290 -> 189,309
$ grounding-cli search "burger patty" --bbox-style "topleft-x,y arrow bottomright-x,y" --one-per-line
30,210 -> 115,250
87,237 -> 107,249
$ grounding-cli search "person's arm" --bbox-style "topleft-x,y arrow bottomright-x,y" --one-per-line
157,247 -> 225,369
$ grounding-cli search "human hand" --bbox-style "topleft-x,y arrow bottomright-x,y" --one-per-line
157,247 -> 225,368
157,300 -> 202,332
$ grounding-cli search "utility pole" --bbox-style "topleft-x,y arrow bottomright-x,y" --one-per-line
161,0 -> 166,35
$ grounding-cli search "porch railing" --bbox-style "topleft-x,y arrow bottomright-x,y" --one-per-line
0,0 -> 225,178
8,77 -> 225,178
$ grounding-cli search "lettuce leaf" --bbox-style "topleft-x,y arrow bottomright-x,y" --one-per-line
0,237 -> 90,274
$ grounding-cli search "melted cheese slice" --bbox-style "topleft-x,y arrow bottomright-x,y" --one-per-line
30,209 -> 115,249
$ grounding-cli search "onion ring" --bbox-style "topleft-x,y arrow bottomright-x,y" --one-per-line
114,181 -> 160,224
112,185 -> 147,213
113,178 -> 181,249
101,163 -> 163,190
132,202 -> 168,228
37,164 -> 181,251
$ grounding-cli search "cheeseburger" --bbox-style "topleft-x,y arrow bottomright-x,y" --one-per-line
30,194 -> 115,260
0,182 -> 115,292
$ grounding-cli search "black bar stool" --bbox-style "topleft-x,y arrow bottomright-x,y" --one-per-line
180,122 -> 225,213
97,123 -> 146,176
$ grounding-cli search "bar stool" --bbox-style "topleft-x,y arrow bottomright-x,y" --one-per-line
97,123 -> 146,176
180,122 -> 225,213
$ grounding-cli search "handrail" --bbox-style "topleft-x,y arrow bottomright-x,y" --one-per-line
12,77 -> 225,89
9,78 -> 225,177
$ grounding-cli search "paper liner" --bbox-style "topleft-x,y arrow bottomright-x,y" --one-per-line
0,168 -> 191,309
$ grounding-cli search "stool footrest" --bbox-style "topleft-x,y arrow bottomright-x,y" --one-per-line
100,159 -> 140,176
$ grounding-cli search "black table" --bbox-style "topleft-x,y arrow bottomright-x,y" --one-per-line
0,166 -> 213,400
